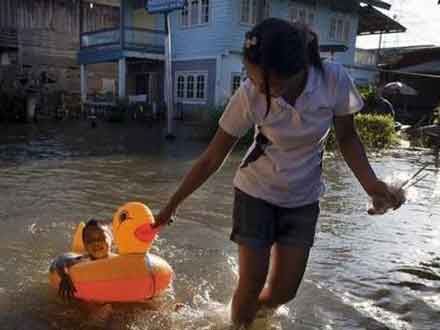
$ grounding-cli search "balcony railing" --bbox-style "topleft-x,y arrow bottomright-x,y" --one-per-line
81,28 -> 120,48
80,27 -> 166,53
124,27 -> 165,53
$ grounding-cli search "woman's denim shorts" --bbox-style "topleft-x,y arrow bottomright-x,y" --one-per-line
230,188 -> 320,249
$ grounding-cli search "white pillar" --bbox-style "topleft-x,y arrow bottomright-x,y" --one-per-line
165,13 -> 175,138
215,54 -> 223,106
118,58 -> 127,99
80,64 -> 87,103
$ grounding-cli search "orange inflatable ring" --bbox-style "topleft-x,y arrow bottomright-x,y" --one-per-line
49,202 -> 173,302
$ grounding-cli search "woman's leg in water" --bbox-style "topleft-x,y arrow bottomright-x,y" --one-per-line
231,244 -> 271,327
258,243 -> 310,308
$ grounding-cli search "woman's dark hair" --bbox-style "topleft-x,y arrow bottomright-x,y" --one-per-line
82,219 -> 111,242
243,18 -> 323,116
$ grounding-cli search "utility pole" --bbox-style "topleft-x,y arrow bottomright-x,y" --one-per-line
147,1 -> 186,140
164,11 -> 175,140
377,31 -> 383,61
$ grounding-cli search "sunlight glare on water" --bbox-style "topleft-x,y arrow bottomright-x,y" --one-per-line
433,172 -> 440,198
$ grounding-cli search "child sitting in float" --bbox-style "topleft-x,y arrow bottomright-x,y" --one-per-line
49,202 -> 175,308
50,219 -> 116,324
52,219 -> 114,300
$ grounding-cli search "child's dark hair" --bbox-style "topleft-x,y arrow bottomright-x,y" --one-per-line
82,219 -> 111,242
243,18 -> 323,116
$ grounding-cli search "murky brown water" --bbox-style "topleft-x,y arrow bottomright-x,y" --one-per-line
0,121 -> 439,330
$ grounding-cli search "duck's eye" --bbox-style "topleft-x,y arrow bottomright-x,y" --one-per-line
119,211 -> 129,223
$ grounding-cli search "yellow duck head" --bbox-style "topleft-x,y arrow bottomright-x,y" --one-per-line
112,202 -> 158,255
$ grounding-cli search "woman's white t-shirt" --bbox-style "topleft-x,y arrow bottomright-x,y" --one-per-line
219,62 -> 364,208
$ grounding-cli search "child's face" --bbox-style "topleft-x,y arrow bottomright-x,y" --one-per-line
83,227 -> 110,260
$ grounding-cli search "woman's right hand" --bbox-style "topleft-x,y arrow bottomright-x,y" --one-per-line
367,180 -> 406,215
58,273 -> 77,300
152,204 -> 177,229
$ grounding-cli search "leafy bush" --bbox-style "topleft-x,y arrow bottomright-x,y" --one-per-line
192,104 -> 254,145
358,85 -> 377,109
353,113 -> 398,148
196,105 -> 397,150
326,113 -> 398,150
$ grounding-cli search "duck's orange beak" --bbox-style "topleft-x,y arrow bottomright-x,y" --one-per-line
134,223 -> 159,243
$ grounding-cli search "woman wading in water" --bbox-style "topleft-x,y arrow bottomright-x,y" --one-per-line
153,18 -> 403,328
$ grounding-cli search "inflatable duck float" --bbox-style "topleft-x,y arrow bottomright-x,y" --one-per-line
49,202 -> 173,302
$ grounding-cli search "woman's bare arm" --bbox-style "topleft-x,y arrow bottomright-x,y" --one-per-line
153,127 -> 238,227
333,114 -> 378,195
334,114 -> 402,211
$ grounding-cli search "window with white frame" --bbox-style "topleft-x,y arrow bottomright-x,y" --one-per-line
175,72 -> 208,103
196,75 -> 205,99
187,75 -> 194,98
201,0 -> 210,23
240,0 -> 270,25
288,4 -> 315,27
177,76 -> 185,98
181,4 -> 189,26
329,15 -> 351,42
343,20 -> 351,42
231,73 -> 242,95
180,0 -> 210,28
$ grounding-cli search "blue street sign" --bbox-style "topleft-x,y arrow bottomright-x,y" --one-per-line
147,0 -> 186,14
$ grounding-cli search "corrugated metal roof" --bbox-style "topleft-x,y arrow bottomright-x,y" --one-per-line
358,5 -> 406,35
82,0 -> 120,7
382,47 -> 440,72
360,0 -> 391,10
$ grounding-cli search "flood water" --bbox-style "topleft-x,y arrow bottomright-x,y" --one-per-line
0,121 -> 439,330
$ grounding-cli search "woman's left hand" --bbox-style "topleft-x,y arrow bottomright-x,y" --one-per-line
368,180 -> 405,215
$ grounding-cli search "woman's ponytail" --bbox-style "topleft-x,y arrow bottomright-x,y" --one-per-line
307,30 -> 324,73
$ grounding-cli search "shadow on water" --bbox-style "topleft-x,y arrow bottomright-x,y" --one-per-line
1,122 -> 440,329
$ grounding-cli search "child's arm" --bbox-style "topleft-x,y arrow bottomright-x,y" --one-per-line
52,253 -> 85,300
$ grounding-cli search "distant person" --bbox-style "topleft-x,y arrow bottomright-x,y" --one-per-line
375,87 -> 395,117
153,18 -> 403,328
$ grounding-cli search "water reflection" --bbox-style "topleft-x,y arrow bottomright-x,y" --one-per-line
0,122 -> 439,329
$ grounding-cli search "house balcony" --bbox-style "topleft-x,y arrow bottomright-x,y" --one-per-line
78,26 -> 166,65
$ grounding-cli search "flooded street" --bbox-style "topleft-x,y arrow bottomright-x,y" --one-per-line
0,121 -> 439,330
